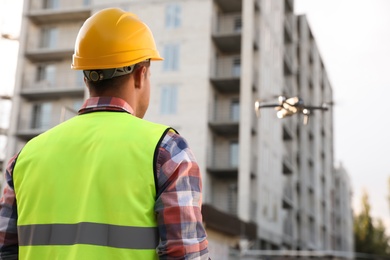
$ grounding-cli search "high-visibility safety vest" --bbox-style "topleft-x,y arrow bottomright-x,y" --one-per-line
13,111 -> 172,259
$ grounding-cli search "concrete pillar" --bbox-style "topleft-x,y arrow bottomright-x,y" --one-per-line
238,0 -> 254,222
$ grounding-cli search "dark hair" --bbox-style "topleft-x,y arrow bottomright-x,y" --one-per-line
85,60 -> 150,96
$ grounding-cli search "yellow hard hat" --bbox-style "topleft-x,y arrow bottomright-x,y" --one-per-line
71,8 -> 163,70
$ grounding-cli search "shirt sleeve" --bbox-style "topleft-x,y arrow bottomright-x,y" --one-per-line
0,154 -> 19,259
155,130 -> 209,260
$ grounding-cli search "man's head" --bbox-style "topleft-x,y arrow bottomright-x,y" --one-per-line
71,8 -> 162,118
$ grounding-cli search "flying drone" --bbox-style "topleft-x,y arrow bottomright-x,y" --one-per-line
254,96 -> 329,125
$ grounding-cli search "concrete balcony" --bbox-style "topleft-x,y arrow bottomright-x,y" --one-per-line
16,101 -> 79,140
28,7 -> 91,24
209,120 -> 239,136
16,128 -> 44,140
207,162 -> 238,178
0,94 -> 11,100
212,13 -> 241,53
202,204 -> 257,240
207,143 -> 238,178
214,0 -> 242,13
210,55 -> 241,93
21,81 -> 84,100
209,98 -> 239,136
25,47 -> 74,62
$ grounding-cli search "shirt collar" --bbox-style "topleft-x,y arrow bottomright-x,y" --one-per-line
78,97 -> 134,115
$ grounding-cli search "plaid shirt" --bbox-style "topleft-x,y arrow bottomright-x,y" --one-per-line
0,97 -> 209,259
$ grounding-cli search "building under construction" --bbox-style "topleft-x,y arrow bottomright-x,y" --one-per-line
4,0 -> 354,259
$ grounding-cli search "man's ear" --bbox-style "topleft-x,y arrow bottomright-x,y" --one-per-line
134,66 -> 147,89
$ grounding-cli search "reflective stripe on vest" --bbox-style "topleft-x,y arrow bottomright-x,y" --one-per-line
18,222 -> 158,249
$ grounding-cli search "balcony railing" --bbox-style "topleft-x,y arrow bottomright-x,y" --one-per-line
16,102 -> 80,140
209,102 -> 240,124
214,13 -> 242,35
207,142 -> 239,178
25,26 -> 80,61
210,182 -> 238,216
17,117 -> 54,140
211,12 -> 242,53
213,56 -> 241,79
210,56 -> 241,93
209,98 -> 240,136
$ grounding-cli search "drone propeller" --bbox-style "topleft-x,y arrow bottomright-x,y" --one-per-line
254,99 -> 282,117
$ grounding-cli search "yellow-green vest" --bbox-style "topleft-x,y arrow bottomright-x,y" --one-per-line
13,111 -> 172,259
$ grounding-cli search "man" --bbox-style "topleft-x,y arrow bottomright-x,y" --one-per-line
0,8 -> 209,259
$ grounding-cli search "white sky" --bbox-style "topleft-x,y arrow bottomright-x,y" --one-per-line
0,0 -> 21,95
0,0 -> 22,141
295,0 -> 390,227
1,0 -> 390,229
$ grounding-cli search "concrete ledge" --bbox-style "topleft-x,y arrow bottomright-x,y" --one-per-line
202,203 -> 257,240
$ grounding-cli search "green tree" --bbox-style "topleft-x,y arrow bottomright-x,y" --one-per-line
354,190 -> 390,256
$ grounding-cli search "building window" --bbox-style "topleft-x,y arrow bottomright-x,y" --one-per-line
234,17 -> 242,32
227,183 -> 237,215
40,27 -> 58,48
230,141 -> 239,167
37,64 -> 56,86
43,0 -> 59,9
230,99 -> 240,122
165,4 -> 181,29
163,44 -> 180,71
232,58 -> 241,77
160,85 -> 178,115
31,102 -> 52,129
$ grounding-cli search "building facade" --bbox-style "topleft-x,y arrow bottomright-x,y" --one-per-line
4,0 -> 354,258
0,95 -> 11,173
